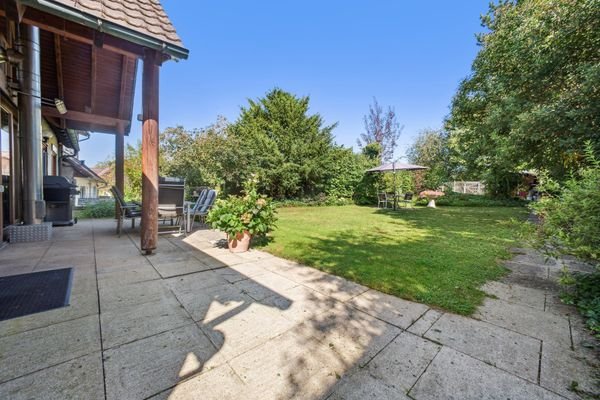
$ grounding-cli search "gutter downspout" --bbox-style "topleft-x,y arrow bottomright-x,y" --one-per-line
20,24 -> 44,224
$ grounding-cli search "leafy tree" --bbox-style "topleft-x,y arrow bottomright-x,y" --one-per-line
407,128 -> 452,190
324,146 -> 370,200
124,142 -> 143,201
447,0 -> 600,191
357,98 -> 402,162
229,88 -> 337,199
160,117 -> 247,194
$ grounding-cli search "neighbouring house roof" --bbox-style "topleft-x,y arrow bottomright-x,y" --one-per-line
21,0 -> 188,60
91,166 -> 112,178
65,157 -> 105,182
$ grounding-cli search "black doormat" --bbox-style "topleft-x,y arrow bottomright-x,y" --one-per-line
0,268 -> 73,321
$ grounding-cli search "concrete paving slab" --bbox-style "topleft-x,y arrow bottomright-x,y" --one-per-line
270,262 -> 332,284
409,347 -> 565,400
95,248 -> 145,268
260,284 -> 346,324
200,301 -> 296,361
0,290 -> 98,337
474,298 -> 571,348
234,249 -> 275,262
512,253 -> 558,267
229,260 -> 272,278
482,281 -> 546,310
150,254 -> 212,278
0,315 -> 100,383
297,305 -> 401,368
503,261 -> 549,279
0,352 -> 104,400
301,273 -> 369,302
407,309 -> 443,336
234,271 -> 299,301
328,368 -> 411,400
201,247 -> 246,266
425,313 -> 541,382
229,328 -> 346,400
544,293 -> 579,318
366,331 -> 441,392
190,250 -> 227,268
104,324 -> 222,400
165,270 -> 230,296
349,289 -> 429,329
149,363 -> 247,400
99,279 -> 175,312
101,297 -> 193,349
97,263 -> 161,288
214,266 -> 252,283
0,263 -> 35,276
169,279 -> 249,322
541,344 -> 599,399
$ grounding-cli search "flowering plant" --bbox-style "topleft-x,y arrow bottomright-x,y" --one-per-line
206,177 -> 277,240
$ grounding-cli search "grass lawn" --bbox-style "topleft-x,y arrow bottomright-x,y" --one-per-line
261,205 -> 528,315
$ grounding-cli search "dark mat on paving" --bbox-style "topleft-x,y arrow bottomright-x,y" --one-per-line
0,268 -> 73,321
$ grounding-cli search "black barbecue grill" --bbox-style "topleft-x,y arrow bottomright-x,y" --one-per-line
43,176 -> 78,226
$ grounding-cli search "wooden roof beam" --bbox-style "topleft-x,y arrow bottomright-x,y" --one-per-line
53,33 -> 65,129
42,106 -> 129,129
16,7 -> 145,59
90,43 -> 97,112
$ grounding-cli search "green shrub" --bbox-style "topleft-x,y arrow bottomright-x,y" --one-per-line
530,141 -> 600,338
275,195 -> 354,208
414,192 -> 526,207
206,177 -> 277,239
79,200 -> 115,218
560,272 -> 600,339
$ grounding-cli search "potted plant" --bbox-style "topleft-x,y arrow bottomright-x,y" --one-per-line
206,178 -> 277,253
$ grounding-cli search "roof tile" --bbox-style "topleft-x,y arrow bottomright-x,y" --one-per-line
51,0 -> 184,48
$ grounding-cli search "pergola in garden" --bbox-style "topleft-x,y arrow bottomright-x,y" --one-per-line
0,0 -> 188,253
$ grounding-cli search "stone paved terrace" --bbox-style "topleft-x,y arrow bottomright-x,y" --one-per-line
0,219 -> 597,399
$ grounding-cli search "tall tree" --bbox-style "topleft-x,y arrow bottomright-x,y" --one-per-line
447,0 -> 600,191
357,98 -> 402,162
230,88 -> 337,198
407,128 -> 452,189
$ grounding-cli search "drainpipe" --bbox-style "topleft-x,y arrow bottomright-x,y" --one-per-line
19,25 -> 44,225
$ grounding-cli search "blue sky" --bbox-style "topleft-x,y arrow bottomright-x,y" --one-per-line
79,1 -> 489,166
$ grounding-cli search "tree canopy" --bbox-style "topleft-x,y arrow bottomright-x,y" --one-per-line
229,88 -> 338,199
357,98 -> 402,162
447,0 -> 600,189
407,128 -> 452,189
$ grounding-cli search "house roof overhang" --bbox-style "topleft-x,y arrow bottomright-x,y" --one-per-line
20,0 -> 189,61
1,0 -> 189,136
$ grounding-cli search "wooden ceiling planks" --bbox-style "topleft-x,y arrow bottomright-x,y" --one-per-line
38,28 -> 137,135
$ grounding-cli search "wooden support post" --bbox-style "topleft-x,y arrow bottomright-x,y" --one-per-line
141,49 -> 160,254
115,131 -> 124,220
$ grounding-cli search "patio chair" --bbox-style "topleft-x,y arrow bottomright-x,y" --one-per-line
400,192 -> 413,208
158,177 -> 186,234
185,189 -> 217,232
111,186 -> 142,237
377,192 -> 390,209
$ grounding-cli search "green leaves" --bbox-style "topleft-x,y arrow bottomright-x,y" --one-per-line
229,88 -> 338,199
206,181 -> 278,239
447,0 -> 600,186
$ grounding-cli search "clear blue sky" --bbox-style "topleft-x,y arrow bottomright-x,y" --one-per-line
79,0 -> 489,166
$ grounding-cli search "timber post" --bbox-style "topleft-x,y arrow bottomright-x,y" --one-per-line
115,131 -> 125,220
141,49 -> 160,254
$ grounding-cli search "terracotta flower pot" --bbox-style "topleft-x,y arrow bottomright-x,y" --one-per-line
228,230 -> 251,253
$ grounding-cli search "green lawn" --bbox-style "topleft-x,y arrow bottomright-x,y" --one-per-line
261,205 -> 528,314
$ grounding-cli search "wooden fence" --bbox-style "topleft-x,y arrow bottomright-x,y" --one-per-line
447,181 -> 486,195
